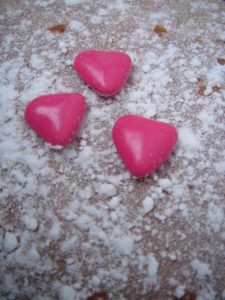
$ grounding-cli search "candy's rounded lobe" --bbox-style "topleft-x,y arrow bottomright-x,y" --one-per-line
74,50 -> 132,96
112,115 -> 178,178
24,93 -> 86,147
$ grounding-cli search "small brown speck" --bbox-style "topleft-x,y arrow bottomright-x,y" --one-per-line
154,25 -> 167,36
198,85 -> 206,96
212,85 -> 221,93
217,58 -> 225,65
179,291 -> 197,300
195,36 -> 203,44
87,293 -> 108,300
48,24 -> 66,33
174,291 -> 197,300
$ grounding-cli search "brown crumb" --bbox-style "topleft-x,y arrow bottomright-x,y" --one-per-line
198,85 -> 206,96
217,58 -> 225,65
87,292 -> 108,300
215,39 -> 225,45
154,25 -> 167,36
195,36 -> 203,44
174,291 -> 197,300
212,85 -> 221,93
188,185 -> 194,190
48,24 -> 66,33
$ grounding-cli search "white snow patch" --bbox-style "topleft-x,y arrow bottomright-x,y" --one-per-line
59,285 -> 75,300
147,253 -> 159,284
4,232 -> 18,253
22,215 -> 38,231
178,127 -> 202,150
143,196 -> 154,214
97,183 -> 117,199
191,259 -> 212,278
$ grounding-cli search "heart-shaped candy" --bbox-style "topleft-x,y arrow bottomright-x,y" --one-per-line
112,115 -> 178,177
74,50 -> 132,96
24,93 -> 86,147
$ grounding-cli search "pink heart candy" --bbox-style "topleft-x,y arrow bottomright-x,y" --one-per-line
24,93 -> 86,147
74,50 -> 132,96
112,115 -> 178,177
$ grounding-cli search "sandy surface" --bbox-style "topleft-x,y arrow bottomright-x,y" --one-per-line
0,0 -> 225,299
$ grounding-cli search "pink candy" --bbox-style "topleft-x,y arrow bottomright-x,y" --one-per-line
24,93 -> 86,147
112,115 -> 178,177
74,50 -> 132,96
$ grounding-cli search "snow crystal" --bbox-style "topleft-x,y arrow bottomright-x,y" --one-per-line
174,285 -> 185,298
4,232 -> 18,253
214,161 -> 225,173
59,285 -> 75,300
92,275 -> 101,287
143,196 -> 154,214
158,178 -> 172,190
178,127 -> 202,150
90,15 -> 102,24
108,196 -> 120,209
30,54 -> 44,70
27,247 -> 40,262
64,0 -> 82,5
61,236 -> 78,253
22,215 -> 38,231
110,211 -> 118,222
97,183 -> 117,199
147,253 -> 159,284
191,259 -> 212,279
49,221 -> 61,240
70,20 -> 89,36
111,235 -> 134,256
207,202 -> 224,232
142,64 -> 150,73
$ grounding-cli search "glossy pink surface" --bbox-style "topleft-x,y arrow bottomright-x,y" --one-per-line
112,115 -> 178,178
24,93 -> 86,147
74,50 -> 132,96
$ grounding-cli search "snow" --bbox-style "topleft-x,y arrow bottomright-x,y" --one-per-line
174,285 -> 185,298
27,247 -> 40,262
111,235 -> 134,256
59,285 -> 75,300
49,221 -> 61,240
207,202 -> 224,232
3,232 -> 18,253
143,196 -> 154,214
70,20 -> 85,31
22,215 -> 38,231
30,54 -> 44,70
108,196 -> 120,209
92,276 -> 101,287
147,253 -> 159,285
64,0 -> 82,5
178,127 -> 202,150
191,259 -> 212,279
97,183 -> 117,199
